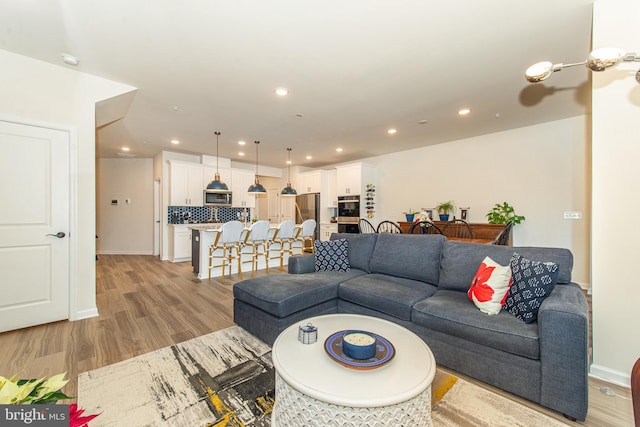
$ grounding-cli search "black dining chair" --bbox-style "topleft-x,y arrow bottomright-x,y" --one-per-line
408,221 -> 443,235
442,219 -> 474,239
491,221 -> 513,245
376,220 -> 402,233
358,218 -> 377,234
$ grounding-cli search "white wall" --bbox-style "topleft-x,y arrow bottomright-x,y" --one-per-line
97,158 -> 154,254
361,116 -> 591,285
590,0 -> 640,386
0,49 -> 136,319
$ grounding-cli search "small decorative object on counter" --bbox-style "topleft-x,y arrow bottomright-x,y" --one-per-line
460,207 -> 470,221
365,184 -> 376,219
342,330 -> 378,359
298,323 -> 318,344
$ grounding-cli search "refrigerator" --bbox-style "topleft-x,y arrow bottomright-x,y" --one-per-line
295,193 -> 320,241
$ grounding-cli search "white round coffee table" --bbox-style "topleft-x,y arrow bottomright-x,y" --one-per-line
271,314 -> 436,426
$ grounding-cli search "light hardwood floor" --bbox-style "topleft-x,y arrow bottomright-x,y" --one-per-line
0,255 -> 633,426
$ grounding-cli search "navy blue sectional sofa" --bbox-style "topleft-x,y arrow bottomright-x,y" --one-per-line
233,232 -> 589,420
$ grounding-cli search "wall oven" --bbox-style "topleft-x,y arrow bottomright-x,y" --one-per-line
337,195 -> 360,234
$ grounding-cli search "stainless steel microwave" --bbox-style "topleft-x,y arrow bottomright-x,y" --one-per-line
204,190 -> 232,206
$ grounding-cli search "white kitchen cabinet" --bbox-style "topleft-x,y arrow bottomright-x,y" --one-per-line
169,161 -> 204,206
231,168 -> 256,208
320,223 -> 338,241
326,169 -> 337,208
168,224 -> 192,262
336,163 -> 376,196
297,170 -> 322,194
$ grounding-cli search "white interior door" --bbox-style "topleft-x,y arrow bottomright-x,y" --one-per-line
0,120 -> 70,332
154,180 -> 160,256
267,188 -> 279,223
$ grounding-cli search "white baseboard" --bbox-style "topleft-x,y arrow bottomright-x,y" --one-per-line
73,307 -> 99,321
589,364 -> 631,388
97,250 -> 154,255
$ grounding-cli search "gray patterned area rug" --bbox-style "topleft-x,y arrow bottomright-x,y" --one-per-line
78,326 -> 567,427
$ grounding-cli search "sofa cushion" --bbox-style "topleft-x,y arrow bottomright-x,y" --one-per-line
439,241 -> 573,291
331,233 -> 377,273
468,256 -> 513,315
339,273 -> 438,321
314,239 -> 350,272
412,290 -> 540,359
233,270 -> 366,317
504,252 -> 560,324
369,233 -> 445,284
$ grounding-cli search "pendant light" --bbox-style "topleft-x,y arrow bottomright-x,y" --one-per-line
281,147 -> 297,197
206,131 -> 229,191
247,140 -> 267,194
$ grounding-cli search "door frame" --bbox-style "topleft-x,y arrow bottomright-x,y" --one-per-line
1,114 -> 78,321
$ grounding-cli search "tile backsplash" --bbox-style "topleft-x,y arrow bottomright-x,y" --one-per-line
168,206 -> 252,224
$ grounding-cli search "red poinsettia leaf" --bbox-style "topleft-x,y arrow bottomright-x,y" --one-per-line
69,404 -> 101,427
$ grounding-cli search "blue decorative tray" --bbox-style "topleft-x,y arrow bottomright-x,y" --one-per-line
324,330 -> 395,370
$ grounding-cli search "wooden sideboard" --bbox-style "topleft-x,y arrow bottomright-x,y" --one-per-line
397,221 -> 511,245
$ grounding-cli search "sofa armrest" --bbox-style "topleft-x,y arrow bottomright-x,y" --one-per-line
288,254 -> 316,274
538,282 -> 589,420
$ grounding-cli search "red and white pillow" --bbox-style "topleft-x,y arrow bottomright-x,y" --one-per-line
468,256 -> 512,315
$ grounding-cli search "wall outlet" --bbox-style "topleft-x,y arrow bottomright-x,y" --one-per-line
563,211 -> 582,219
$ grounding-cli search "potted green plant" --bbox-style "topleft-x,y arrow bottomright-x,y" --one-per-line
403,209 -> 419,222
435,201 -> 455,221
486,202 -> 525,224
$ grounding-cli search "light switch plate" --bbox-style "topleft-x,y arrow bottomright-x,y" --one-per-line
563,211 -> 582,219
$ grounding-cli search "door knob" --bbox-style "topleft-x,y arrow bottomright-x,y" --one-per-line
46,232 -> 66,238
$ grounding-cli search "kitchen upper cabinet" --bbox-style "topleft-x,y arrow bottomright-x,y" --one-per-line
336,163 -> 376,196
231,168 -> 256,208
297,170 -> 322,194
326,169 -> 337,208
169,161 -> 204,206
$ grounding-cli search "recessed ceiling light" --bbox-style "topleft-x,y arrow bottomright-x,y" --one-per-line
387,128 -> 397,134
238,152 -> 245,156
286,160 -> 292,165
238,140 -> 246,145
458,108 -> 471,116
418,119 -> 428,125
61,53 -> 79,66
275,87 -> 289,96
336,148 -> 343,152
170,139 -> 180,145
295,113 -> 304,118
306,155 -> 312,160
121,146 -> 130,152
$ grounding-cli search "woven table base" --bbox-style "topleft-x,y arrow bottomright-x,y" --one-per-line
272,374 -> 433,427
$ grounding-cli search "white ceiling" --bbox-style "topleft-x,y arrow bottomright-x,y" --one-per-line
0,0 -> 594,168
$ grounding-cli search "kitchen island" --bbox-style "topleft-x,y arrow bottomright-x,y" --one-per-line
186,222 -> 291,280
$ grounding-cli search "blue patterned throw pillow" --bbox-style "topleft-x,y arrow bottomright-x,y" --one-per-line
314,239 -> 350,272
503,252 -> 560,324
